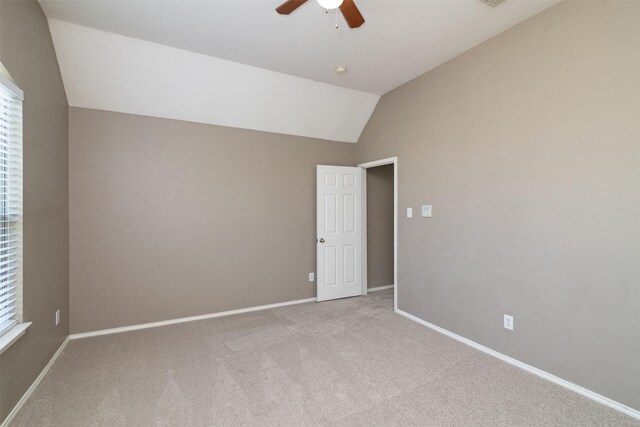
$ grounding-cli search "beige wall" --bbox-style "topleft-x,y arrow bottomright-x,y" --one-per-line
356,1 -> 640,410
69,108 -> 355,334
0,0 -> 69,422
366,164 -> 394,288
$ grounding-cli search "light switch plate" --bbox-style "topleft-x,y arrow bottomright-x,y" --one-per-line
308,272 -> 315,282
421,205 -> 432,217
407,208 -> 413,218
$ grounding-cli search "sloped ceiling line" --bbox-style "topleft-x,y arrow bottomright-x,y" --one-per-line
48,20 -> 380,143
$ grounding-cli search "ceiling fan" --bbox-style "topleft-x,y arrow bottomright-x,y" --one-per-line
276,0 -> 365,29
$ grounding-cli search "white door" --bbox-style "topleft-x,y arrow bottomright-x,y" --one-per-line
316,166 -> 363,302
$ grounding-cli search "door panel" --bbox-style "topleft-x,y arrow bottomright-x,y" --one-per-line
317,165 -> 362,302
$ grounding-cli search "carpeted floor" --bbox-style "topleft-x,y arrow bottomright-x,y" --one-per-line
11,289 -> 638,426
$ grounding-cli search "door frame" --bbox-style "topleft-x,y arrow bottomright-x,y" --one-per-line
358,156 -> 398,311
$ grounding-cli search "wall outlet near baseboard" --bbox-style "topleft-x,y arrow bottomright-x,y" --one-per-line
504,314 -> 513,331
55,309 -> 61,326
308,272 -> 315,282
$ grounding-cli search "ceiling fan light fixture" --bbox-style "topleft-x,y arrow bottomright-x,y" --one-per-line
276,0 -> 364,29
317,0 -> 343,10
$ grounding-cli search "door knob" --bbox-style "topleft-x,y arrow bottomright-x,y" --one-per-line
319,238 -> 325,243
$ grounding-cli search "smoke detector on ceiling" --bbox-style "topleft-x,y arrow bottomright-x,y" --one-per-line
481,0 -> 506,7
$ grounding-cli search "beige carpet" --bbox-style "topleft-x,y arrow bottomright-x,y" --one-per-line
11,289 -> 638,426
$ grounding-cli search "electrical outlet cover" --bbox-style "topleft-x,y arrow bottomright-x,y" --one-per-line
504,314 -> 513,331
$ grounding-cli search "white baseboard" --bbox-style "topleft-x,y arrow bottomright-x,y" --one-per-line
395,309 -> 640,421
69,297 -> 317,340
71,287 -> 397,341
368,285 -> 394,292
1,337 -> 69,427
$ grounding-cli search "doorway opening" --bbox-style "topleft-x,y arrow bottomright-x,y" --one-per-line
359,157 -> 398,311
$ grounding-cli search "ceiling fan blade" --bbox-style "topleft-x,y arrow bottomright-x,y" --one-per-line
339,0 -> 365,28
276,0 -> 308,15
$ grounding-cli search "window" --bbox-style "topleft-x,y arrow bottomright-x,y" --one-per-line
0,75 -> 23,337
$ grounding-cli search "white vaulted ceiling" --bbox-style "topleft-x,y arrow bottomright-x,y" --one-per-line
46,20 -> 378,142
40,0 -> 559,142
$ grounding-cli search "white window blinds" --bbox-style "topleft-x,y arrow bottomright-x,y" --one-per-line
0,76 -> 23,337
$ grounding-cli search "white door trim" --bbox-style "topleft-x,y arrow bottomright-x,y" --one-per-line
358,156 -> 398,311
